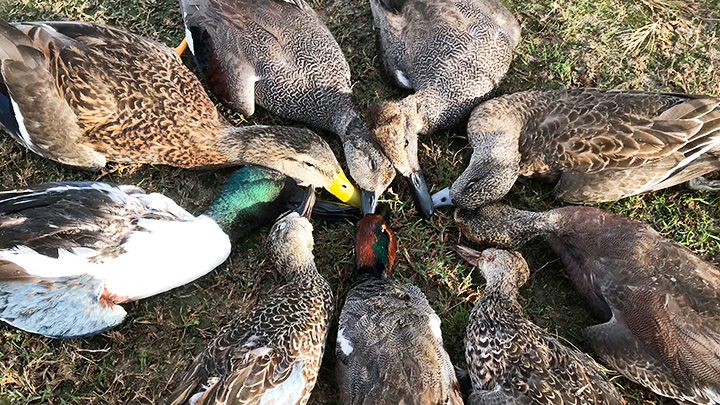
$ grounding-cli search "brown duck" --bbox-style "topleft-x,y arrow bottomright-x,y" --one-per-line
0,20 -> 359,204
336,214 -> 463,404
433,88 -> 720,210
368,0 -> 521,217
455,203 -> 720,404
178,0 -> 395,214
456,247 -> 624,405
166,188 -> 333,405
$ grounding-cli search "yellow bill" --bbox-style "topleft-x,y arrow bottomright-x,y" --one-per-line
326,168 -> 362,207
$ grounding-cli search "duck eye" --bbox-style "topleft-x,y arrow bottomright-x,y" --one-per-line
304,161 -> 314,168
404,139 -> 409,148
370,160 -> 377,171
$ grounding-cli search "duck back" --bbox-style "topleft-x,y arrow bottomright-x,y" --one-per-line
370,0 -> 519,131
336,277 -> 462,404
180,0 -> 356,133
545,206 -> 720,404
0,21 -> 228,168
513,89 -> 720,202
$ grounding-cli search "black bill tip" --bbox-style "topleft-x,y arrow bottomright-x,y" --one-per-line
406,170 -> 434,219
361,189 -> 378,215
295,185 -> 316,219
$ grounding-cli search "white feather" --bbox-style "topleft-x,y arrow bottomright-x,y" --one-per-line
337,327 -> 354,356
9,97 -> 37,153
0,214 -> 230,300
428,314 -> 443,343
641,128 -> 720,193
394,70 -> 413,89
259,360 -> 305,404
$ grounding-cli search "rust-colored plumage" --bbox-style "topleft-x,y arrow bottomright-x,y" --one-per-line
455,204 -> 720,404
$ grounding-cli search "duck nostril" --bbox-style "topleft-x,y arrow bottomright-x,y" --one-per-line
441,197 -> 447,202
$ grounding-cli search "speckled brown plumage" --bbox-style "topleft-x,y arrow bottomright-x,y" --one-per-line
179,0 -> 396,198
166,210 -> 333,405
447,88 -> 720,209
336,214 -> 462,405
457,247 -> 624,405
455,204 -> 720,404
0,21 -> 344,189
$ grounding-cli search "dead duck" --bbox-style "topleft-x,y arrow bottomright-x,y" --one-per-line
367,0 -> 521,217
0,20 -> 360,206
456,247 -> 623,405
433,88 -> 720,210
336,214 -> 462,404
455,203 -> 720,404
0,167 -> 357,338
178,0 -> 395,214
166,187 -> 333,405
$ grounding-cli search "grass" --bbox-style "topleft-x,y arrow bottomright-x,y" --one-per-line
0,0 -> 718,403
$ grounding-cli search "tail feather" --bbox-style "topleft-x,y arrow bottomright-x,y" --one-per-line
0,272 -> 126,338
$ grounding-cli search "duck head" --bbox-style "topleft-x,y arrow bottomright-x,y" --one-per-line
355,214 -> 398,279
342,128 -> 396,215
368,97 -> 434,218
455,246 -> 529,297
453,204 -> 544,249
267,186 -> 317,273
432,106 -> 523,211
231,126 -> 361,207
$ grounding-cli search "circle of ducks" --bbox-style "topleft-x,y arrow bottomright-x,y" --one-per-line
0,0 -> 718,404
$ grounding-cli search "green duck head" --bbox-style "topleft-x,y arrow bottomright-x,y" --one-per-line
203,166 -> 359,242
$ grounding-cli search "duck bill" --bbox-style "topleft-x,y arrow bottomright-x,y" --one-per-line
295,185 -> 316,219
454,245 -> 483,267
431,187 -> 454,207
309,201 -> 362,222
362,189 -> 378,215
406,170 -> 433,219
326,169 -> 362,208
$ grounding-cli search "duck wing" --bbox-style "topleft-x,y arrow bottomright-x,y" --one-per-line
0,20 -> 106,167
337,279 -> 462,404
167,329 -> 308,405
0,260 -> 127,338
0,182 -> 146,257
2,21 -> 224,168
167,290 -> 318,405
538,90 -> 720,202
179,0 -> 321,116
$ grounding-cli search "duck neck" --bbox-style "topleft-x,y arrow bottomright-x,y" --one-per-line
276,252 -> 325,286
217,126 -> 305,172
479,286 -> 524,317
202,167 -> 294,241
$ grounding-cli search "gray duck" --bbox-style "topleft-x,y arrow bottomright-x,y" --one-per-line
455,203 -> 720,404
166,188 -> 333,404
0,20 -> 360,205
178,0 -> 395,214
336,214 -> 462,404
456,247 -> 623,405
368,0 -> 521,217
433,88 -> 720,210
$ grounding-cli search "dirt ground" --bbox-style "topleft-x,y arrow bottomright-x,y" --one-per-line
0,0 -> 719,403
